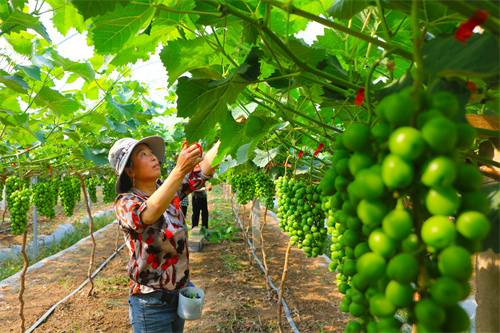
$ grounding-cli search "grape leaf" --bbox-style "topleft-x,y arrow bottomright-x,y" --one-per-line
326,0 -> 370,20
422,34 -> 500,81
34,86 -> 81,116
91,2 -> 155,55
46,0 -> 85,35
71,0 -> 130,21
0,8 -> 51,42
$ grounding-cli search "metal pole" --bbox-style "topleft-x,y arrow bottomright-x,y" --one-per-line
32,176 -> 38,261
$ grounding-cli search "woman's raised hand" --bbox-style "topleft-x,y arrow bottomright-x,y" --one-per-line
176,144 -> 204,175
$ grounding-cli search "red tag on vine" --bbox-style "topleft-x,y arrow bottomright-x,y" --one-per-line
26,146 -> 29,151
455,9 -> 489,45
13,162 -> 16,166
354,87 -> 365,106
48,164 -> 53,175
467,81 -> 476,101
298,150 -> 303,158
70,166 -> 73,171
313,143 -> 324,156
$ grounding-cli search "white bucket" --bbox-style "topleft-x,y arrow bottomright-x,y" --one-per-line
177,287 -> 205,320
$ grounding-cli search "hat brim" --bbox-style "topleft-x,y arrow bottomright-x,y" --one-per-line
114,136 -> 165,193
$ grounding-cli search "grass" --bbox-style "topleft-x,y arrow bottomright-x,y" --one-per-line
0,214 -> 116,281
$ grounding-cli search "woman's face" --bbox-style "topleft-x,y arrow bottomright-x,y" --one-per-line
127,144 -> 161,182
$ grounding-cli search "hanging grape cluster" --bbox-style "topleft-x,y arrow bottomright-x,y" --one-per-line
230,174 -> 255,205
5,175 -> 21,209
0,179 -> 4,202
84,176 -> 98,203
10,188 -> 32,235
72,177 -> 81,202
103,176 -> 116,203
319,88 -> 487,333
50,177 -> 61,207
60,176 -> 78,216
32,181 -> 56,219
275,177 -> 327,258
252,172 -> 276,210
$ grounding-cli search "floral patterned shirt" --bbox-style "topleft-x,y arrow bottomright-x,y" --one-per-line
114,169 -> 211,296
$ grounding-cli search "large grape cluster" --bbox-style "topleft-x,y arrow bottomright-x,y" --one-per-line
275,177 -> 327,258
50,177 -> 61,207
72,177 -> 81,202
84,176 -> 98,203
5,175 -> 21,209
0,179 -> 4,202
103,176 -> 116,203
10,188 -> 32,235
252,172 -> 276,210
60,176 -> 78,216
230,174 -> 255,205
320,89 -> 487,333
32,181 -> 56,219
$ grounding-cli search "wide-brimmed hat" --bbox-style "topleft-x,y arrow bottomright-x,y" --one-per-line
108,136 -> 165,193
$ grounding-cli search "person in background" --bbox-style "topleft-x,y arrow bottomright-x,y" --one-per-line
191,173 -> 213,229
180,194 -> 189,217
109,136 -> 220,333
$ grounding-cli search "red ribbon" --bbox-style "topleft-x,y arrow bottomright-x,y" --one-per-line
48,164 -> 53,175
455,9 -> 489,45
467,81 -> 477,101
354,87 -> 365,106
298,150 -> 303,158
313,143 -> 324,156
182,141 -> 203,157
26,147 -> 29,151
13,162 -> 16,166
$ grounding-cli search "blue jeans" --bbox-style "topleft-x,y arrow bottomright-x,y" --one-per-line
129,292 -> 185,333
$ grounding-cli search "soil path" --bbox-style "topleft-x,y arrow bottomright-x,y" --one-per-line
0,188 -> 349,332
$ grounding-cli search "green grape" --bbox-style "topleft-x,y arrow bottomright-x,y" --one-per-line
84,176 -> 98,203
10,188 -> 32,235
72,177 -> 81,202
61,176 -> 78,216
103,176 -> 117,203
6,176 -> 21,211
32,181 -> 56,219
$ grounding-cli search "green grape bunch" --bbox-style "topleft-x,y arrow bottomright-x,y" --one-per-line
252,172 -> 276,210
276,177 -> 327,258
84,176 -> 98,203
5,175 -> 21,210
319,88 -> 487,333
60,176 -> 78,216
32,181 -> 56,219
103,176 -> 116,203
72,177 -> 81,202
0,179 -> 4,202
230,174 -> 255,205
50,177 -> 61,207
10,188 -> 32,235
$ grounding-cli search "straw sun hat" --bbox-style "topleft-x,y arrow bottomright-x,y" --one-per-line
108,136 -> 165,193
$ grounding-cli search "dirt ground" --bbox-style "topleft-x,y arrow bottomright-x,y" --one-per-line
0,187 -> 350,333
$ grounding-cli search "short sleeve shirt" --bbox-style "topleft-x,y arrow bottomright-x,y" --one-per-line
114,168 -> 212,296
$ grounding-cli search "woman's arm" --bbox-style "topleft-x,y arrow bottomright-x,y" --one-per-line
141,145 -> 203,225
199,140 -> 220,176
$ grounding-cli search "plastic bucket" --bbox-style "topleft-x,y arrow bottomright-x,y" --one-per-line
177,287 -> 205,320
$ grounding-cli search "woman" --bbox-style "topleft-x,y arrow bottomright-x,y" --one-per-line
108,136 -> 220,333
